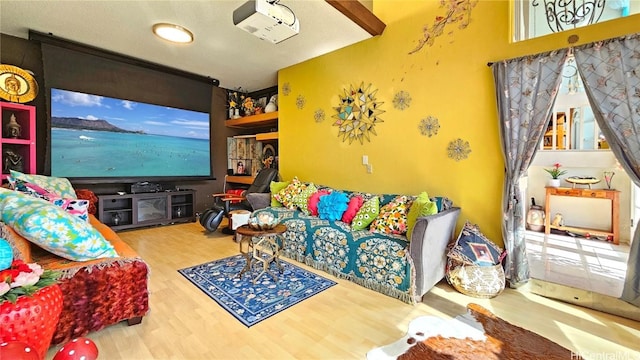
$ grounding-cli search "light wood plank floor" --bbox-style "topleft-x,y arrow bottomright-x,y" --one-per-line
47,221 -> 640,359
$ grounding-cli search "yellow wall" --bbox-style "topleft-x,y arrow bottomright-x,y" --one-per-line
277,0 -> 640,246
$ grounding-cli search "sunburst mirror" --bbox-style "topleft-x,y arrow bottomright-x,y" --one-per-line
332,82 -> 385,144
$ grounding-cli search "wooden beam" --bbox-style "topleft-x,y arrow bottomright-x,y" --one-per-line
325,0 -> 386,36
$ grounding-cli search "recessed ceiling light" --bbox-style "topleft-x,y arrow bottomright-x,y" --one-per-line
152,23 -> 194,44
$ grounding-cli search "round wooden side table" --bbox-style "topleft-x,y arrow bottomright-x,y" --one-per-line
235,224 -> 287,283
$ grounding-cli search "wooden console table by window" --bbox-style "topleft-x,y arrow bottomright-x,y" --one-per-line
544,187 -> 619,245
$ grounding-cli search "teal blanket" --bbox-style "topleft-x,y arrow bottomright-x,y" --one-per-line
260,207 -> 414,303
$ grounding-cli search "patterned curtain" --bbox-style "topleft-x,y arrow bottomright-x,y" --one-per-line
492,49 -> 568,287
574,33 -> 640,307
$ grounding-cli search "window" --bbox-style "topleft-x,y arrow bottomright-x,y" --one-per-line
540,55 -> 609,151
514,0 -> 639,42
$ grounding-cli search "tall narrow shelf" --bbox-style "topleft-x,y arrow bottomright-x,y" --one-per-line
1,102 -> 36,181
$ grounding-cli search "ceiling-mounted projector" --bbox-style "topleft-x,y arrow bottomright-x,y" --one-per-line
233,0 -> 299,44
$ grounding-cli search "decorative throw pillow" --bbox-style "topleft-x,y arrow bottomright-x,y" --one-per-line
269,180 -> 290,207
274,177 -> 306,209
448,221 -> 505,266
406,192 -> 438,241
47,196 -> 90,222
351,196 -> 380,231
341,195 -> 364,224
0,190 -> 117,261
431,196 -> 453,212
294,183 -> 318,215
308,189 -> 331,216
370,195 -> 414,235
317,191 -> 349,221
11,179 -> 55,200
9,170 -> 76,199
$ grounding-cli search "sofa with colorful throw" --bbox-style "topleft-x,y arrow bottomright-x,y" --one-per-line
248,177 -> 461,304
0,171 -> 149,347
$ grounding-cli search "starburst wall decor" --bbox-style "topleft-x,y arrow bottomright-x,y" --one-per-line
296,95 -> 306,109
393,91 -> 412,110
447,138 -> 471,161
282,82 -> 291,96
419,116 -> 440,137
332,82 -> 385,144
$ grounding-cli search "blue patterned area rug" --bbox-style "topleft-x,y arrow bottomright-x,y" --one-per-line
178,254 -> 337,327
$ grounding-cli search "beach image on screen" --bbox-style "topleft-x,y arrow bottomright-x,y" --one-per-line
50,88 -> 211,178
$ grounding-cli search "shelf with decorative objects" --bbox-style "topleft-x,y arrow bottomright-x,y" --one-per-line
1,101 -> 36,181
225,111 -> 278,130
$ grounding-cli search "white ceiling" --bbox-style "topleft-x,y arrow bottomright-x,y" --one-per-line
0,0 -> 372,91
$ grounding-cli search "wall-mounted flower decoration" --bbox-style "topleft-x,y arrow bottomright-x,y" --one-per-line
282,82 -> 291,96
447,138 -> 471,161
332,82 -> 385,144
409,0 -> 478,55
419,116 -> 440,137
393,90 -> 412,110
314,108 -> 325,123
296,95 -> 306,109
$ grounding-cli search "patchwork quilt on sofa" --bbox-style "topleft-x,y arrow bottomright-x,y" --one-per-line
260,207 -> 414,303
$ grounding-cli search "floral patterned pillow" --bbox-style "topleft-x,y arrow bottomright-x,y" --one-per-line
9,170 -> 76,199
370,195 -> 414,235
294,183 -> 318,215
351,196 -> 380,231
273,177 -> 306,210
269,180 -> 290,207
0,189 -> 117,261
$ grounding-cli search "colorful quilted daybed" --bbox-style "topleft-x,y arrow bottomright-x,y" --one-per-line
255,189 -> 460,304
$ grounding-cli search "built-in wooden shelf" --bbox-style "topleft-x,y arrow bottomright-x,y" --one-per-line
225,111 -> 278,129
225,175 -> 255,185
256,131 -> 278,141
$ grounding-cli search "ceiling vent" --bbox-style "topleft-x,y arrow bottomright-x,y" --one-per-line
233,0 -> 299,44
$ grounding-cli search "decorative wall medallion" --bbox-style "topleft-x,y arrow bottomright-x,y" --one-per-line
282,82 -> 291,96
296,95 -> 306,109
409,0 -> 478,55
314,108 -> 325,123
0,64 -> 39,103
332,82 -> 385,144
419,116 -> 440,137
447,138 -> 471,161
393,91 -> 412,110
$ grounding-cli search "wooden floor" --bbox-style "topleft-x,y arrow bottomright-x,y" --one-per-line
46,221 -> 640,359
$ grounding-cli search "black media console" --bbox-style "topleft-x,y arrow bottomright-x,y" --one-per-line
97,190 -> 196,231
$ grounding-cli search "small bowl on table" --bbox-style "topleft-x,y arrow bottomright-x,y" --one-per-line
248,211 -> 279,230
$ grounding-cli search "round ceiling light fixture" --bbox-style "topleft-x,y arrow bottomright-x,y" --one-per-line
152,23 -> 194,44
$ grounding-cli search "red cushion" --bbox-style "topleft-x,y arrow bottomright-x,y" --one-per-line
308,190 -> 330,216
341,195 -> 364,224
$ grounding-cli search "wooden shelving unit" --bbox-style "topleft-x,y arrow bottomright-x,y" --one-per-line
225,111 -> 278,129
256,131 -> 278,141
